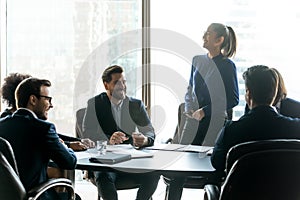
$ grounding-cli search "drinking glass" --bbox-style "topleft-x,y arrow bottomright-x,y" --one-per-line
96,140 -> 107,155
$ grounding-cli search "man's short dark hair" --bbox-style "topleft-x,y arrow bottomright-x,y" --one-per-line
102,65 -> 124,83
15,78 -> 51,108
243,65 -> 278,105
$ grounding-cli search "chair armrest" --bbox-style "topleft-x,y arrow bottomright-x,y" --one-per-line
27,178 -> 75,200
204,184 -> 220,200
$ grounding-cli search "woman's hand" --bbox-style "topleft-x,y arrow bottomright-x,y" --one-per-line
192,108 -> 205,121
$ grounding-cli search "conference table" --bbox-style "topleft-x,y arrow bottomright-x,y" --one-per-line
75,144 -> 216,177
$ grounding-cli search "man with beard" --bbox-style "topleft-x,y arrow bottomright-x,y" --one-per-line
0,77 -> 77,200
82,65 -> 159,200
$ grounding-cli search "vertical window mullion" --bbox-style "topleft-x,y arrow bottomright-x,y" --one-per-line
0,0 -> 8,112
142,0 -> 151,116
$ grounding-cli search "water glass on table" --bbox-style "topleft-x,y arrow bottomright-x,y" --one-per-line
96,140 -> 107,155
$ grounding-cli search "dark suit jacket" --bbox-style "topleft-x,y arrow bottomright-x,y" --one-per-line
0,109 -> 77,193
211,106 -> 300,172
0,108 -> 81,146
244,97 -> 300,118
0,108 -> 12,118
82,92 -> 155,146
280,97 -> 300,118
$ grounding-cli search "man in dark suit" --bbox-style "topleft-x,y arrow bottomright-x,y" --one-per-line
0,77 -> 77,200
0,72 -> 94,151
83,65 -> 159,200
244,67 -> 300,119
211,65 -> 300,173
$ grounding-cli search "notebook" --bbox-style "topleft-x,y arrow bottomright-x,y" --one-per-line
89,152 -> 131,164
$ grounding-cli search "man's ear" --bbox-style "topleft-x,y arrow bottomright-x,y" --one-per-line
28,95 -> 37,106
103,82 -> 109,90
247,89 -> 252,99
245,89 -> 253,108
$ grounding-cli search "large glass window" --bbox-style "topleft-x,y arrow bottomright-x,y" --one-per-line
151,0 -> 300,141
2,0 -> 142,135
2,0 -> 300,143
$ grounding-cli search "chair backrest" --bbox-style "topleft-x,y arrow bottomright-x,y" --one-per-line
0,137 -> 27,200
75,108 -> 86,138
172,103 -> 232,145
0,136 -> 19,175
172,103 -> 186,144
220,139 -> 300,200
225,139 -> 300,173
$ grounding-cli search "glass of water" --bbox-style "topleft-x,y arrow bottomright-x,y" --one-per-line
96,140 -> 107,155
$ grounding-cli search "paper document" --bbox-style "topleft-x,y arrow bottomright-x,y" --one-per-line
179,145 -> 213,153
206,148 -> 214,155
144,143 -> 187,151
145,144 -> 213,153
107,144 -> 154,158
75,151 -> 92,159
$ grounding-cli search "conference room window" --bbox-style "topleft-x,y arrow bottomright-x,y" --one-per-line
1,0 -> 300,142
150,0 -> 300,142
1,0 -> 142,135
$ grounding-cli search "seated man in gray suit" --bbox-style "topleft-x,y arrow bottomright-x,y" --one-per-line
211,65 -> 300,175
0,77 -> 77,200
83,65 -> 160,200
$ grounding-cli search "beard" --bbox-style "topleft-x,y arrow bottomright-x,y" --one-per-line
111,89 -> 126,100
35,110 -> 47,120
37,114 -> 47,120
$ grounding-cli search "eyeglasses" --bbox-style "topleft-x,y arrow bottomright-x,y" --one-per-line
35,94 -> 52,103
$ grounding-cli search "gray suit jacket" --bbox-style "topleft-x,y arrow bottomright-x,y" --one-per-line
82,92 -> 155,146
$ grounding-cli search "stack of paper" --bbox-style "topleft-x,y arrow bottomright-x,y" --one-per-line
179,145 -> 213,153
145,143 -> 213,153
107,144 -> 154,158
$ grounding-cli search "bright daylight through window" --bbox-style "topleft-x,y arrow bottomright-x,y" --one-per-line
1,0 -> 300,142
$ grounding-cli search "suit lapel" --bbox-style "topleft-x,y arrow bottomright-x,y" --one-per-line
94,93 -> 118,136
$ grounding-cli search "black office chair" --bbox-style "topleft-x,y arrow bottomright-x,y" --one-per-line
204,139 -> 300,200
163,103 -> 234,199
163,103 -> 213,199
75,108 -> 86,138
75,108 -> 146,200
0,136 -> 75,200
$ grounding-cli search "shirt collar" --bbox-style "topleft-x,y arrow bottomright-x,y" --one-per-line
250,105 -> 278,113
17,108 -> 38,119
111,100 -> 123,111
